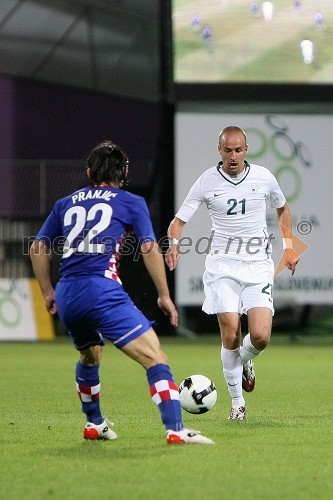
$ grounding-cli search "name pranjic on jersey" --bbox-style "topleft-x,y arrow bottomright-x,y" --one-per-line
72,189 -> 118,204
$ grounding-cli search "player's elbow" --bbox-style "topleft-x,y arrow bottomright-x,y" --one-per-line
277,202 -> 290,216
168,217 -> 186,234
140,239 -> 159,256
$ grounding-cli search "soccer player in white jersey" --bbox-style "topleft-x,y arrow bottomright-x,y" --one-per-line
300,39 -> 314,65
166,127 -> 299,420
262,1 -> 274,21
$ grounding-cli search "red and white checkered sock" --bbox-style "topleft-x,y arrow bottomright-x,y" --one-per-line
147,364 -> 183,431
75,362 -> 103,424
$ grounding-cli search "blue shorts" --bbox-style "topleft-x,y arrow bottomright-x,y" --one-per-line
55,277 -> 153,350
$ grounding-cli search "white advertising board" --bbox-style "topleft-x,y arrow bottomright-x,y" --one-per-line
175,112 -> 332,306
0,279 -> 55,341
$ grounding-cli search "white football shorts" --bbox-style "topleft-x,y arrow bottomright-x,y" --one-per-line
202,254 -> 275,315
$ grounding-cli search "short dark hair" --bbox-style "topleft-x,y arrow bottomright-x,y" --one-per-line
87,140 -> 129,186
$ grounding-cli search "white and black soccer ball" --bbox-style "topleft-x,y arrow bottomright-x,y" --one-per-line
178,374 -> 217,414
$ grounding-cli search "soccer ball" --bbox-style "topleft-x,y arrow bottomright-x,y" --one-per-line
178,374 -> 217,414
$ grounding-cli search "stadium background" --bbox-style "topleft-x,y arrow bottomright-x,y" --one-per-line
0,0 -> 332,340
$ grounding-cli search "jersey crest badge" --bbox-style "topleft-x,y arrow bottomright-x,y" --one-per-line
251,184 -> 260,193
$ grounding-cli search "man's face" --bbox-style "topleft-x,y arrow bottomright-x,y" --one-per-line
218,132 -> 248,176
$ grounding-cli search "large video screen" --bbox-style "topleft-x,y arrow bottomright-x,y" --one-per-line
172,0 -> 333,85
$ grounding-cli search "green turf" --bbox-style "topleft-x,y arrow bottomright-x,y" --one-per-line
1,336 -> 332,499
227,27 -> 333,83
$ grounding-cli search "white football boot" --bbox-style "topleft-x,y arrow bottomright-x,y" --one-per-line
166,428 -> 215,445
84,419 -> 117,440
228,405 -> 246,421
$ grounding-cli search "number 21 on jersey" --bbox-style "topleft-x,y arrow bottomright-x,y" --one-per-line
227,198 -> 246,215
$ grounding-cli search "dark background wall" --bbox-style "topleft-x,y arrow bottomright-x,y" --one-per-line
0,73 -> 175,334
0,75 -> 161,165
0,74 -> 174,227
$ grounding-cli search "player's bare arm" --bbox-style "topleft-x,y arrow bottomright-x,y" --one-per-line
276,204 -> 300,275
165,217 -> 186,271
141,240 -> 178,327
29,239 -> 57,315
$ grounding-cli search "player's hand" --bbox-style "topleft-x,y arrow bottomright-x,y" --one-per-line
165,245 -> 180,271
45,290 -> 57,315
284,249 -> 300,276
157,296 -> 178,327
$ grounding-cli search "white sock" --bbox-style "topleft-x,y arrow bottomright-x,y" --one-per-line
221,346 -> 244,405
239,333 -> 262,365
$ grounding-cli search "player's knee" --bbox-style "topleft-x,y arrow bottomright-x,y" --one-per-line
250,331 -> 270,351
255,339 -> 269,351
80,345 -> 102,365
220,329 -> 241,349
80,354 -> 99,365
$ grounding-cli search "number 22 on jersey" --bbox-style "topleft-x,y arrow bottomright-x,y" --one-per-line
62,203 -> 112,258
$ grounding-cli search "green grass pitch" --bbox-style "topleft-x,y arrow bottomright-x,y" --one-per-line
1,335 -> 333,499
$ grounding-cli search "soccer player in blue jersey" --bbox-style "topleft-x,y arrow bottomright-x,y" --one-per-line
30,141 -> 213,445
